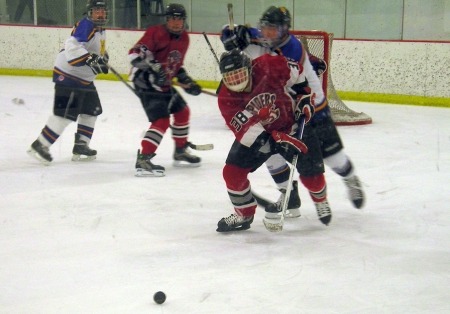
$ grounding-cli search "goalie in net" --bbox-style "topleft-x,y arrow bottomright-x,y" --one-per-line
220,5 -> 366,220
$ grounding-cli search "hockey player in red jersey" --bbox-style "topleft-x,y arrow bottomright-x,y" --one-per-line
128,3 -> 203,177
216,49 -> 321,232
221,6 -> 365,221
27,0 -> 109,164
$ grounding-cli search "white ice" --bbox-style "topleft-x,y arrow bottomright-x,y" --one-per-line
1,76 -> 449,314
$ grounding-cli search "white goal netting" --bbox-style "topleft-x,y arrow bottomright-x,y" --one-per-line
293,30 -> 372,125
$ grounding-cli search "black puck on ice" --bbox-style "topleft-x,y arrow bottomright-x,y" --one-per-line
153,291 -> 166,304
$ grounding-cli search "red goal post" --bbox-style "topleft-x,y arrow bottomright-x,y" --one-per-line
291,30 -> 372,125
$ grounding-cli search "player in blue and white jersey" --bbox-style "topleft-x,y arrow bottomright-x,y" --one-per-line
28,0 -> 109,164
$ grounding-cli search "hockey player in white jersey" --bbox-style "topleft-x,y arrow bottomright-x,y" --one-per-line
28,0 -> 109,164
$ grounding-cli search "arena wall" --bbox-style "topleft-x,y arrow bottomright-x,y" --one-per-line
0,25 -> 449,106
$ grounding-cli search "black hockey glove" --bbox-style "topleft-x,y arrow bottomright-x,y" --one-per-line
176,67 -> 202,96
221,25 -> 251,51
146,60 -> 166,87
294,93 -> 316,123
86,53 -> 108,75
131,57 -> 166,88
102,51 -> 109,63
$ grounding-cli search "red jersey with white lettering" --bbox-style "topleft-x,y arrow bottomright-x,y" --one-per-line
218,54 -> 302,148
128,24 -> 189,86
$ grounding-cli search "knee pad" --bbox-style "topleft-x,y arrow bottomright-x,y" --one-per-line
300,173 -> 326,193
223,164 -> 251,191
151,117 -> 171,133
173,106 -> 190,125
324,150 -> 353,177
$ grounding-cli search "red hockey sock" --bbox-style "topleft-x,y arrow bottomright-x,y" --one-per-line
141,118 -> 170,154
172,106 -> 190,148
300,173 -> 327,202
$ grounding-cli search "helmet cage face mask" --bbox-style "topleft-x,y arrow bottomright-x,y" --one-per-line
223,67 -> 250,92
87,1 -> 108,26
257,22 -> 288,48
220,49 -> 252,92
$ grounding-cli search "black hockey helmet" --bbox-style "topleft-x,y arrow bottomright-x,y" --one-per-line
165,3 -> 186,35
258,6 -> 291,48
219,49 -> 252,92
165,3 -> 187,19
86,0 -> 108,26
259,6 -> 291,28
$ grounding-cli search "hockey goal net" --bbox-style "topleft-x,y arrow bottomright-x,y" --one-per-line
292,30 -> 372,125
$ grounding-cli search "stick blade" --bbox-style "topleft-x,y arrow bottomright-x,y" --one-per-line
187,142 -> 214,151
262,218 -> 283,232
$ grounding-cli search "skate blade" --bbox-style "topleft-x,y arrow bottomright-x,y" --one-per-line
172,160 -> 201,168
27,148 -> 51,165
216,224 -> 252,232
72,154 -> 96,162
135,169 -> 165,177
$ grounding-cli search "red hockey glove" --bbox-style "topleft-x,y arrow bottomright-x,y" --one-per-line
271,131 -> 308,155
295,93 -> 315,123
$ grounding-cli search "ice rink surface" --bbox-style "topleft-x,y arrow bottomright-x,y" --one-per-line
1,76 -> 449,313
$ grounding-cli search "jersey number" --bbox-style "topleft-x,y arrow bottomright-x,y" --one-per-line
230,111 -> 249,132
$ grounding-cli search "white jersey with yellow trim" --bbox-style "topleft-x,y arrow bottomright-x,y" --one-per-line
53,17 -> 106,87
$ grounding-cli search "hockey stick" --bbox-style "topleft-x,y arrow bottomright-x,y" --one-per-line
108,64 -> 216,98
174,81 -> 217,97
262,116 -> 306,232
108,64 -> 214,151
227,3 -> 234,31
107,64 -> 140,96
202,32 -> 220,65
252,191 -> 274,208
63,91 -> 76,120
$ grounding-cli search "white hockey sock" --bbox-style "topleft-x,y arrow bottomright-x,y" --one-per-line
324,149 -> 355,178
76,114 -> 97,144
38,115 -> 72,147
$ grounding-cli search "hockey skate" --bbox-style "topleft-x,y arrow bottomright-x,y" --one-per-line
315,200 -> 332,225
216,213 -> 254,232
343,175 -> 365,209
72,133 -> 97,161
173,144 -> 201,167
264,181 -> 301,219
27,140 -> 52,165
135,150 -> 165,177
